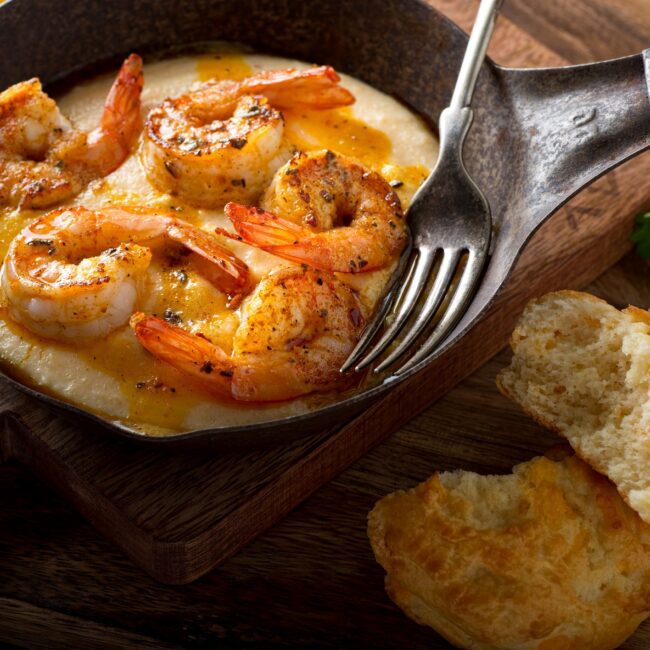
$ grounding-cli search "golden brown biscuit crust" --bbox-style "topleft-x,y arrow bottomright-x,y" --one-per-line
368,453 -> 650,649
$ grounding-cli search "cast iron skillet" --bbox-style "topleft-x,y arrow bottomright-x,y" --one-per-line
0,0 -> 649,449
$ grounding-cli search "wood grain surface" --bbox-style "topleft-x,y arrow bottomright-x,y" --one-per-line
501,0 -> 649,64
0,0 -> 649,647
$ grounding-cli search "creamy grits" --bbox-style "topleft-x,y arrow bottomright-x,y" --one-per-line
0,49 -> 438,435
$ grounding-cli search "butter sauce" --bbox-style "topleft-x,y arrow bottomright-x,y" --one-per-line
196,53 -> 253,82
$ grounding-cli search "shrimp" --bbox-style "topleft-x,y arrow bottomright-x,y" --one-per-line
130,265 -> 365,401
1,205 -> 248,340
222,150 -> 408,273
0,54 -> 143,209
142,66 -> 354,208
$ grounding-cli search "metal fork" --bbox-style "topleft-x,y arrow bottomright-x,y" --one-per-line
341,0 -> 501,377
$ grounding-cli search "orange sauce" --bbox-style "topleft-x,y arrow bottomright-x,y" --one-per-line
0,302 -> 201,432
196,54 -> 253,82
283,107 -> 392,170
74,262 -> 240,430
379,163 -> 430,209
77,331 -> 204,432
0,208 -> 34,258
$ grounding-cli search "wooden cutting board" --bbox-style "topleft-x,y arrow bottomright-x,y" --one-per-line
1,0 -> 649,585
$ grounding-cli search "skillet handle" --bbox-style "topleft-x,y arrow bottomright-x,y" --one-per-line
405,50 -> 650,378
424,50 -> 650,369
500,49 -> 650,222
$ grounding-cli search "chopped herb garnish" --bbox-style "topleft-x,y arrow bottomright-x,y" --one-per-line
229,137 -> 247,149
164,160 -> 179,178
26,239 -> 54,247
631,212 -> 650,258
163,308 -> 182,325
174,269 -> 189,285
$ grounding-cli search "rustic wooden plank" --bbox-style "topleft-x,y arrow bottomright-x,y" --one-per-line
502,0 -> 649,64
436,0 -> 567,67
0,597 -> 180,650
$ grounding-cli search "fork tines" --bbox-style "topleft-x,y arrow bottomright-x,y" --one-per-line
341,241 -> 488,377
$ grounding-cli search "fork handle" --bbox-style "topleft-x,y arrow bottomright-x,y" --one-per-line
434,0 -> 503,186
450,0 -> 504,110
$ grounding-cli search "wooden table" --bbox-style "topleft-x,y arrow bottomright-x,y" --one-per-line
1,1 -> 649,648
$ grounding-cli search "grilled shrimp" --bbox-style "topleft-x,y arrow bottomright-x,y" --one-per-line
130,265 -> 365,401
1,205 -> 248,340
143,66 -> 354,208
0,54 -> 143,209
222,150 -> 408,273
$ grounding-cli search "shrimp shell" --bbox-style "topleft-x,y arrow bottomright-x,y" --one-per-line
0,54 -> 143,209
131,266 -> 365,401
2,205 -> 249,340
223,150 -> 408,273
142,66 -> 354,208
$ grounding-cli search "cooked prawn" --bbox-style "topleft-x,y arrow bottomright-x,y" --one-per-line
130,265 -> 365,401
0,54 -> 143,209
2,205 -> 248,340
222,150 -> 408,273
143,66 -> 354,208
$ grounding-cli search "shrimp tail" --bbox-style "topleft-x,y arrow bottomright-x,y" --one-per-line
167,221 -> 250,303
100,54 -> 144,146
223,202 -> 339,269
130,312 -> 234,397
224,202 -> 308,246
82,53 -> 143,179
224,203 -> 386,273
241,65 -> 355,110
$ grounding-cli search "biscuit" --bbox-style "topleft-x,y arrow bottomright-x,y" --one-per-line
368,451 -> 650,649
497,290 -> 650,522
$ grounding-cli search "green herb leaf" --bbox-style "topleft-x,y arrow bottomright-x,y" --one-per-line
631,212 -> 650,259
